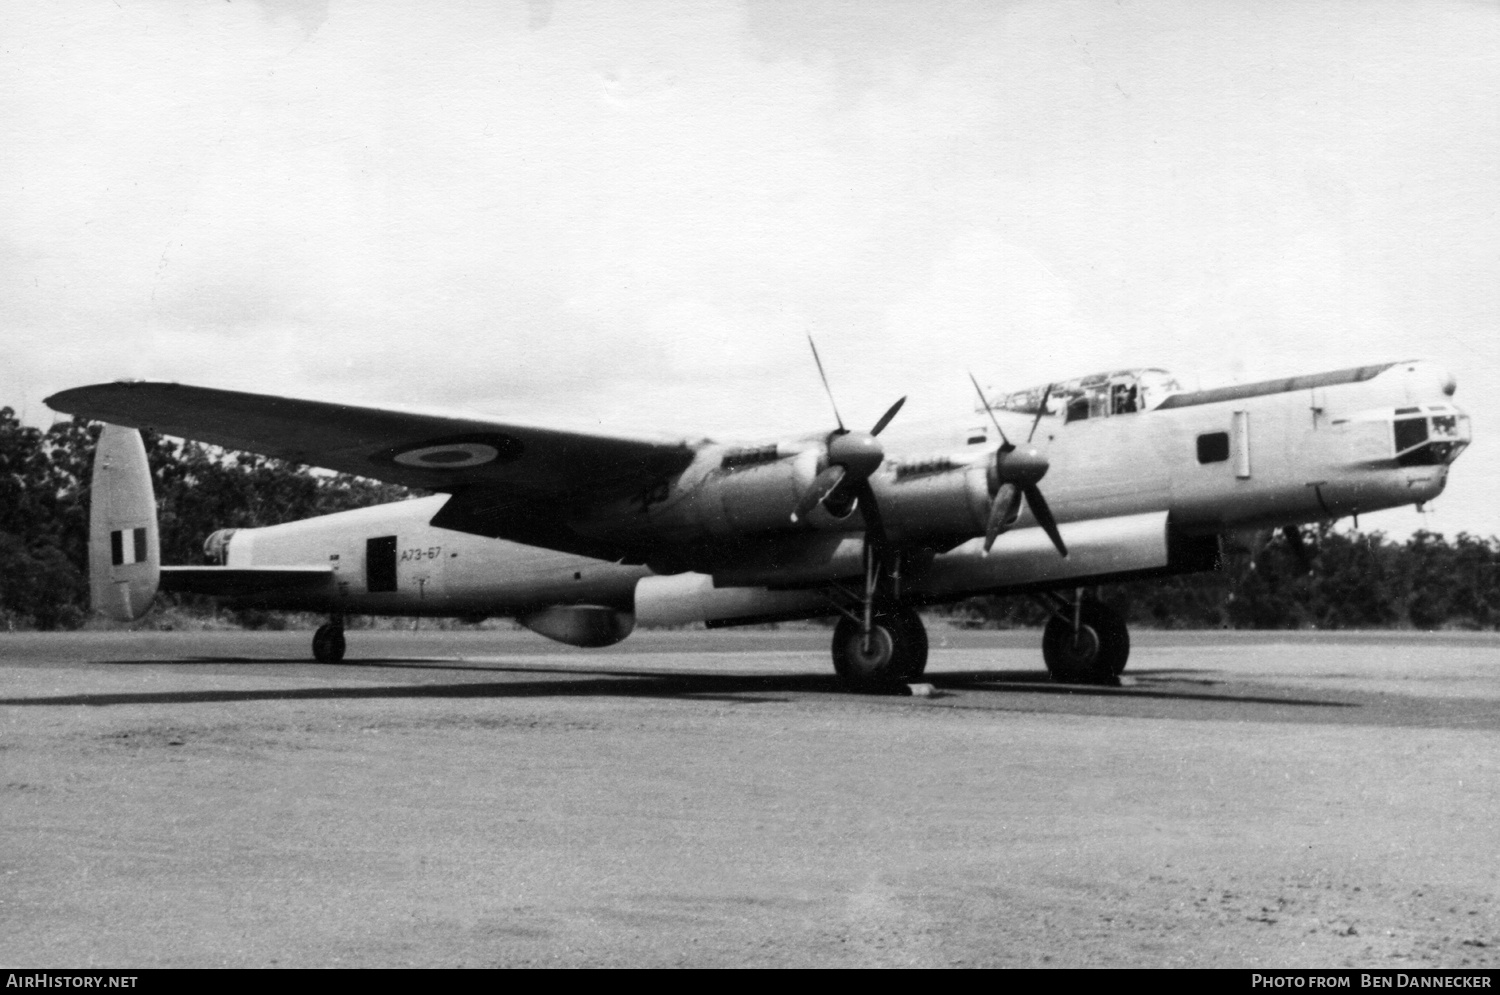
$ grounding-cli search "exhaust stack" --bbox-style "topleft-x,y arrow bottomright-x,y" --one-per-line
89,425 -> 160,621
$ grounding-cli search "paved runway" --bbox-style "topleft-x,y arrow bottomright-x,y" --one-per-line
2,627 -> 1498,967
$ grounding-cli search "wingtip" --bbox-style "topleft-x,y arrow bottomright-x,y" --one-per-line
42,386 -> 79,413
46,379 -> 146,413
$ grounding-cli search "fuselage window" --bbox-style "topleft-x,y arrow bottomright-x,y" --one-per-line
1197,432 -> 1230,464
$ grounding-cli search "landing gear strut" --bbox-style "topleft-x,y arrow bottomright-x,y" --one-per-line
827,544 -> 927,691
1037,591 -> 1128,685
312,619 -> 346,664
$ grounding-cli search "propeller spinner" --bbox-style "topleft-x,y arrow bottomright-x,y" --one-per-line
968,373 -> 1067,557
790,339 -> 905,527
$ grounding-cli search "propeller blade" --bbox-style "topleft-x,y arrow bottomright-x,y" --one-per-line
790,464 -> 846,523
1026,384 -> 1053,443
968,372 -> 1012,451
982,483 -> 1022,552
1023,485 -> 1068,558
794,340 -> 896,525
807,335 -> 845,432
869,396 -> 907,437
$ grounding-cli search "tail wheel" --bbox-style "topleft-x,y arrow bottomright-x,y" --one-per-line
831,609 -> 926,690
1042,602 -> 1128,684
312,623 -> 346,664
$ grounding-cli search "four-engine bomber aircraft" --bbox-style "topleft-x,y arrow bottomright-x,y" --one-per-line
47,356 -> 1470,689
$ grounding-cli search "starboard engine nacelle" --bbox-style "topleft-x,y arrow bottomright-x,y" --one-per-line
89,424 -> 161,621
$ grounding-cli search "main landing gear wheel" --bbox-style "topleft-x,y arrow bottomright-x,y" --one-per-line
1042,601 -> 1129,685
831,608 -> 927,690
312,623 -> 346,664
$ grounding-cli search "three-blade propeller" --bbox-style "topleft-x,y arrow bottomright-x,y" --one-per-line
790,339 -> 905,530
968,374 -> 1067,558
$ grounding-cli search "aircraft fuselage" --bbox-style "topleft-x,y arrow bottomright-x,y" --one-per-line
202,359 -> 1467,639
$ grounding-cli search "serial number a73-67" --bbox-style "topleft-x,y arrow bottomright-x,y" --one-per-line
400,546 -> 442,562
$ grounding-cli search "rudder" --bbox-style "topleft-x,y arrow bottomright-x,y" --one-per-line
89,425 -> 160,621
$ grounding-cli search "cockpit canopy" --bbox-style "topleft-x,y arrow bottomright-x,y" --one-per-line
983,368 -> 1183,423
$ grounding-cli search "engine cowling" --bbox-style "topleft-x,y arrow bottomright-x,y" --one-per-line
635,448 -> 856,542
586,445 -> 1001,554
656,449 -> 997,547
871,460 -> 993,545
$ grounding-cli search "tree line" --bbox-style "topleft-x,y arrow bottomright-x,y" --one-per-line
951,525 -> 1500,631
0,408 -> 407,629
2,405 -> 1497,631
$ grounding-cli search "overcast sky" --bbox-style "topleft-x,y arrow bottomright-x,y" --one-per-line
4,0 -> 1497,538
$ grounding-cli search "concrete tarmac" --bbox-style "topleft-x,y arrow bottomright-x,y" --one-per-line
2,627 -> 1498,968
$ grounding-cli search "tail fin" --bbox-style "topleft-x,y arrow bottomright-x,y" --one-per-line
89,425 -> 160,621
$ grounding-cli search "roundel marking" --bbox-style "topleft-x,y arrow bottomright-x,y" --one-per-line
393,443 -> 500,469
376,432 -> 525,470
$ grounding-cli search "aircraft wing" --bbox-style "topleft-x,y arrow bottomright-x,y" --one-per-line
47,381 -> 699,559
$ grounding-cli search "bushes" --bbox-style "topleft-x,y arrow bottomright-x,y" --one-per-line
0,532 -> 85,630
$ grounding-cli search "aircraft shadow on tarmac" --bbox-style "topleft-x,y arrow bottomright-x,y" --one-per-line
0,657 -> 1348,710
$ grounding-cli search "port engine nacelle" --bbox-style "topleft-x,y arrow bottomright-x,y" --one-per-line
633,448 -> 996,552
872,460 -> 993,545
621,447 -> 856,544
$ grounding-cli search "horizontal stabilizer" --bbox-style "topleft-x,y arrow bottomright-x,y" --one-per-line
160,566 -> 335,597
